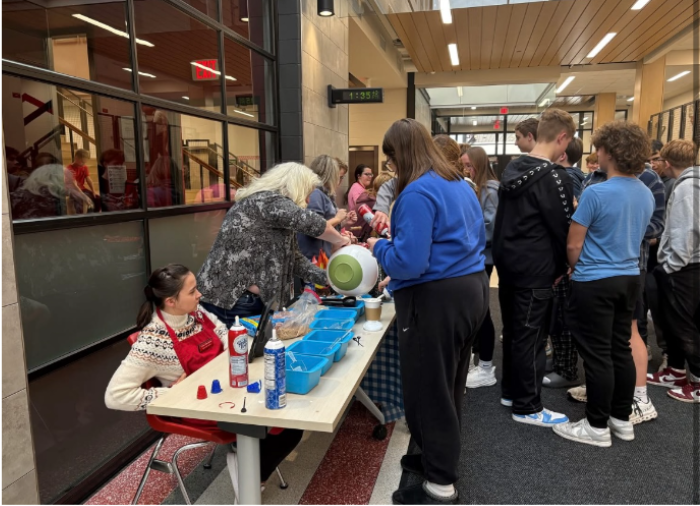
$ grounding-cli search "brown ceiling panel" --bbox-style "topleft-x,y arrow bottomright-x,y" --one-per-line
479,5 -> 498,70
453,8 -> 471,70
545,0 -> 605,66
527,0 -> 575,67
518,1 -> 558,68
488,4 -> 512,69
511,2 -> 543,68
560,0 -> 625,66
499,3 -> 528,69
413,11 -> 443,72
425,11 -> 452,72
467,7 -> 482,70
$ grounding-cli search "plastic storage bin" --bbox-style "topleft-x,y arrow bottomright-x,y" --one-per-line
286,340 -> 340,375
285,353 -> 328,394
315,308 -> 360,322
303,330 -> 355,361
310,318 -> 355,332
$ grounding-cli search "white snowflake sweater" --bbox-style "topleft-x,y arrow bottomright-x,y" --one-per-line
105,305 -> 228,411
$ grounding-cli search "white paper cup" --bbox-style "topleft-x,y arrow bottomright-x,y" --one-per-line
365,298 -> 382,322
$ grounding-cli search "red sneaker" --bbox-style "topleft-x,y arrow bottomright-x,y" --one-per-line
667,382 -> 700,404
647,367 -> 687,388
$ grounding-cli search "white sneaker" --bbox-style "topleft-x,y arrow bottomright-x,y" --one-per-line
500,398 -> 513,407
553,418 -> 612,447
629,396 -> 658,425
608,416 -> 634,441
567,384 -> 587,403
512,408 -> 568,427
466,366 -> 497,389
226,452 -> 240,504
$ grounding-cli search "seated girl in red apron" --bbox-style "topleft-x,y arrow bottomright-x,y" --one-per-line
105,263 -> 302,499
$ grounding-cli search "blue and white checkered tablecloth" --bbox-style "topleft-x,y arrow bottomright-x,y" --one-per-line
360,319 -> 405,423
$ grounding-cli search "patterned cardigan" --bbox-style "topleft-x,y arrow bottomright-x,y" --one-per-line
197,191 -> 328,309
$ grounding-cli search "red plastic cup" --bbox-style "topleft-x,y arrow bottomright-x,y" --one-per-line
197,385 -> 207,400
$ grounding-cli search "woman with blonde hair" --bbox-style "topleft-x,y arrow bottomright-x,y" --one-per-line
435,134 -> 477,193
298,155 -> 357,259
198,162 -> 351,326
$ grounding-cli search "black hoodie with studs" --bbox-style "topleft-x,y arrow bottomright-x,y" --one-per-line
492,155 -> 574,288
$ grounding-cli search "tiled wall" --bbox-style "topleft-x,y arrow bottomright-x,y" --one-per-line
2,141 -> 39,504
301,0 -> 350,173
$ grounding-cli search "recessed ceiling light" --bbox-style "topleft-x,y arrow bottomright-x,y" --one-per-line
556,76 -> 575,94
472,120 -> 478,126
73,14 -> 154,47
182,96 -> 190,100
631,0 -> 651,10
587,33 -> 617,58
457,86 -> 463,97
627,96 -> 635,102
440,0 -> 452,24
234,109 -> 255,118
123,68 -> 156,78
539,98 -> 549,107
668,70 -> 691,82
448,43 -> 459,66
471,106 -> 477,110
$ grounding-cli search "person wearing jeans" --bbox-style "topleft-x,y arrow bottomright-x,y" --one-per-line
646,140 -> 700,403
492,109 -> 575,427
554,121 -> 654,447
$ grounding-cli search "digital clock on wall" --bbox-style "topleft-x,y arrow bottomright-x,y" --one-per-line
328,85 -> 383,108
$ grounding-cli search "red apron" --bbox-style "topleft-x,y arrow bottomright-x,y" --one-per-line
157,308 -> 223,426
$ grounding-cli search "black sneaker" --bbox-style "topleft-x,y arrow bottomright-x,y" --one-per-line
392,483 -> 458,505
400,454 -> 424,477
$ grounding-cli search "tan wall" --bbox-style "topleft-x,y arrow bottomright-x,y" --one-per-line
2,137 -> 40,504
664,90 -> 695,111
349,88 -> 406,152
301,0 -> 349,169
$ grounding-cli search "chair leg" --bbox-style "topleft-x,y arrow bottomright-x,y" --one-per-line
276,467 -> 289,489
203,444 -> 216,470
171,442 -> 211,505
132,436 -> 165,505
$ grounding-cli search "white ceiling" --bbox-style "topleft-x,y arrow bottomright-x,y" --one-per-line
426,83 -> 551,108
665,64 -> 695,100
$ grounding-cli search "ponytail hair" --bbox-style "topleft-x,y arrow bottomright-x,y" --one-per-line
136,264 -> 191,330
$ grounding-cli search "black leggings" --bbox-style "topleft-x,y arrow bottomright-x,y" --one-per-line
259,430 -> 303,481
472,265 -> 496,362
395,272 -> 489,484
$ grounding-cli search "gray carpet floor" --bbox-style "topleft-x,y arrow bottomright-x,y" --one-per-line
399,288 -> 700,504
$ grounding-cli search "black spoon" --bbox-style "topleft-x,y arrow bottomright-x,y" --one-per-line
321,296 -> 357,307
241,397 -> 247,413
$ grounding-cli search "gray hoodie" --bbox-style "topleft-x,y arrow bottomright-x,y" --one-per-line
658,167 -> 700,273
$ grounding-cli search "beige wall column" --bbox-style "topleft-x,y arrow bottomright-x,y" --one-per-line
349,88 -> 407,155
594,93 -> 617,130
631,56 -> 666,128
301,0 -> 350,170
2,139 -> 40,504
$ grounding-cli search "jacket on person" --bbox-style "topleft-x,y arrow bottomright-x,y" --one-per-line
658,167 -> 700,273
492,156 -> 573,288
374,177 -> 397,216
480,180 -> 500,265
298,188 -> 337,260
565,166 -> 586,199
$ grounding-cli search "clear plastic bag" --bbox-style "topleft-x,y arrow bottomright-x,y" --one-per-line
274,288 -> 321,340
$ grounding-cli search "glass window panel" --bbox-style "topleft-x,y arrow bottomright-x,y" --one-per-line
224,36 -> 275,125
3,76 -> 142,220
221,0 -> 274,53
134,0 -> 222,112
149,210 -> 226,273
615,110 -> 628,121
582,130 -> 593,159
227,124 -> 274,193
3,0 -> 133,90
15,221 -> 147,371
581,113 -> 593,129
142,106 -> 224,207
181,0 -> 218,21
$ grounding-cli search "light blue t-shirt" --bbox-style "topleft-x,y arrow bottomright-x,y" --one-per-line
572,176 -> 654,282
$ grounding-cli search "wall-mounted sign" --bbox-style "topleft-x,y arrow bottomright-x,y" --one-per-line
236,95 -> 258,107
328,86 -> 383,108
191,59 -> 219,81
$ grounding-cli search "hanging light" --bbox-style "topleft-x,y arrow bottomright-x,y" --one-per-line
240,0 -> 248,22
318,0 -> 334,16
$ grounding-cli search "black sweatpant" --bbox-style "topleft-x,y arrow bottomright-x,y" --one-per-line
567,276 -> 639,428
395,272 -> 488,485
549,278 -> 579,381
499,284 -> 554,415
654,264 -> 700,378
259,429 -> 303,481
471,265 -> 496,362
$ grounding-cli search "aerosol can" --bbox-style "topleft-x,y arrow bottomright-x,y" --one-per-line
358,204 -> 390,237
264,329 -> 287,409
228,316 -> 249,388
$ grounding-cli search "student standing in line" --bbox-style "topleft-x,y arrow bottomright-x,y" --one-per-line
544,138 -> 586,389
567,147 -> 665,424
554,121 -> 654,447
514,118 -> 539,154
647,139 -> 700,403
492,109 -> 574,427
369,119 -> 487,504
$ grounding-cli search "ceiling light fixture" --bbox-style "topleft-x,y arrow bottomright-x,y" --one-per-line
556,76 -> 575,94
318,0 -> 334,16
123,68 -> 156,78
182,96 -> 190,100
440,0 -> 452,24
471,106 -> 477,110
240,0 -> 248,22
587,33 -> 616,58
472,120 -> 478,126
668,70 -> 691,82
627,96 -> 635,102
190,61 -> 237,81
457,86 -> 463,97
73,14 -> 154,47
234,109 -> 255,118
448,43 -> 459,66
630,0 -> 651,10
539,98 -> 549,107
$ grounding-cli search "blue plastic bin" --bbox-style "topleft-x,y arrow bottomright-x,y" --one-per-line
315,308 -> 360,322
303,330 -> 354,361
310,318 -> 354,332
285,353 -> 328,394
286,340 -> 340,375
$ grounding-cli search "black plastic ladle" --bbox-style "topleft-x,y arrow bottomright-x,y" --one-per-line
320,296 -> 357,307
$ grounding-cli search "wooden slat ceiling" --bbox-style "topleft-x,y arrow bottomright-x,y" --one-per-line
387,0 -> 697,73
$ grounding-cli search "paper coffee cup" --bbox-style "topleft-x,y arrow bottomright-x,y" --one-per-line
365,298 -> 382,322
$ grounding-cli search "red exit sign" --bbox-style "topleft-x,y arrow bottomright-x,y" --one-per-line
500,107 -> 509,114
191,59 -> 219,81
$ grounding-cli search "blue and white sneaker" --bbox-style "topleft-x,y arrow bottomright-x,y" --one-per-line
512,408 -> 568,427
500,398 -> 513,407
